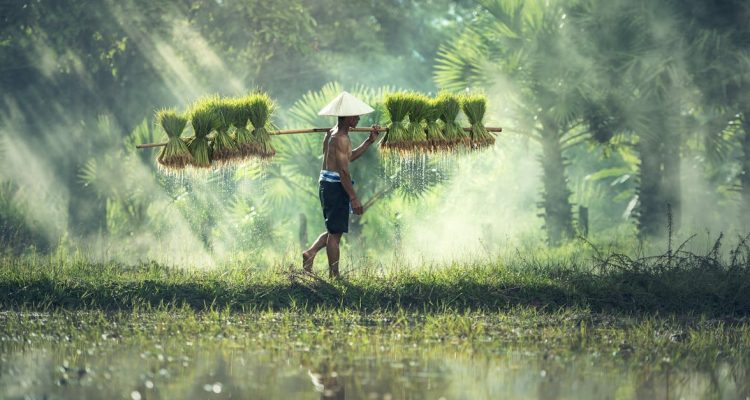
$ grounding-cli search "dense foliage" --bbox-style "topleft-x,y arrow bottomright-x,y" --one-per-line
1,0 -> 749,262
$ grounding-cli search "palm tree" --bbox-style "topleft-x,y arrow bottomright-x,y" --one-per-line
78,116 -> 150,237
79,116 -> 219,261
0,180 -> 51,252
434,0 -> 593,245
672,0 -> 750,224
570,0 -> 693,236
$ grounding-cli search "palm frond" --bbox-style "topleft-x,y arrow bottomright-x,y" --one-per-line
434,29 -> 492,92
288,82 -> 345,128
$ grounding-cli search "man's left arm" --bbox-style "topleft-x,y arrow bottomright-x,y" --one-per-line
350,125 -> 380,162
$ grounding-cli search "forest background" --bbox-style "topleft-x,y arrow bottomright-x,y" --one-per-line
1,0 -> 749,269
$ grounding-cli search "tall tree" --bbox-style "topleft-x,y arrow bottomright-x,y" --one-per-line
434,0 -> 593,245
672,0 -> 750,224
571,0 -> 691,236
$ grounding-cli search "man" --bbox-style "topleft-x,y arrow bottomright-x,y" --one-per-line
302,91 -> 380,278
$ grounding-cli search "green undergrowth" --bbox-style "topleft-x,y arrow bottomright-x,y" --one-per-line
1,236 -> 749,315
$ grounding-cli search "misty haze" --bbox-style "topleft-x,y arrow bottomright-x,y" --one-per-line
1,1 -> 749,399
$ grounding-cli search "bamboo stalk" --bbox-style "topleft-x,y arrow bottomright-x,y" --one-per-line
135,127 -> 503,148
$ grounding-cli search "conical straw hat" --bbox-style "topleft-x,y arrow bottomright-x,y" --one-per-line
318,91 -> 374,116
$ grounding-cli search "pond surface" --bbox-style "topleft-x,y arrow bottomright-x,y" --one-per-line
0,311 -> 748,399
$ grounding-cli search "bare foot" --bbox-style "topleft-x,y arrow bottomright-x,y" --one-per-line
302,251 -> 314,272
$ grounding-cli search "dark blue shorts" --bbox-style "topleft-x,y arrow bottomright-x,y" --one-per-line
319,181 -> 350,234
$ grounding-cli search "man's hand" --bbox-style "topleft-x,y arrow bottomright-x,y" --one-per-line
367,124 -> 381,144
351,197 -> 364,215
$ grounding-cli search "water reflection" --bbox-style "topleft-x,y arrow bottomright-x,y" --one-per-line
308,359 -> 345,399
1,340 -> 747,399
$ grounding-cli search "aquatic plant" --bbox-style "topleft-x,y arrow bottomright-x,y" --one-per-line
462,92 -> 494,148
187,97 -> 220,168
405,92 -> 429,151
434,92 -> 468,150
205,97 -> 240,163
425,98 -> 448,151
155,109 -> 192,168
228,96 -> 256,157
247,92 -> 276,159
381,92 -> 411,153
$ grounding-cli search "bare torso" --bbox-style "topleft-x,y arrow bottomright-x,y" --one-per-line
322,128 -> 352,172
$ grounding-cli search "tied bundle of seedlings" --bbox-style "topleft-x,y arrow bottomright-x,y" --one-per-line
405,93 -> 429,151
155,108 -> 192,169
381,92 -> 411,153
188,97 -> 219,168
206,97 -> 240,163
435,92 -> 468,150
425,98 -> 448,151
228,97 -> 255,157
462,93 -> 494,148
247,92 -> 276,159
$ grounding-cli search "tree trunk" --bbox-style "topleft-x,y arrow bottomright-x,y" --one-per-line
661,121 -> 681,232
298,213 -> 307,250
638,115 -> 681,238
539,121 -> 575,246
394,212 -> 403,255
740,114 -> 750,224
637,134 -> 666,237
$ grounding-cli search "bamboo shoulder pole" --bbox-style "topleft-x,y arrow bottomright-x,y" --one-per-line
135,127 -> 503,149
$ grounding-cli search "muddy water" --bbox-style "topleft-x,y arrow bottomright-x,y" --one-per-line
1,338 -> 747,399
1,310 -> 749,399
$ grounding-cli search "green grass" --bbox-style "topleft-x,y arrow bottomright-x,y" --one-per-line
2,306 -> 748,358
1,241 -> 749,315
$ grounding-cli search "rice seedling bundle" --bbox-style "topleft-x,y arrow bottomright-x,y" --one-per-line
155,108 -> 193,168
462,93 -> 494,148
228,97 -> 256,157
425,98 -> 448,151
381,92 -> 411,153
247,92 -> 276,159
188,97 -> 219,168
140,91 -> 501,167
434,92 -> 468,150
206,97 -> 240,163
405,93 -> 429,151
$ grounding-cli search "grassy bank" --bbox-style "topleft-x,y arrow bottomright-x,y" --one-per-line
2,239 -> 749,315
